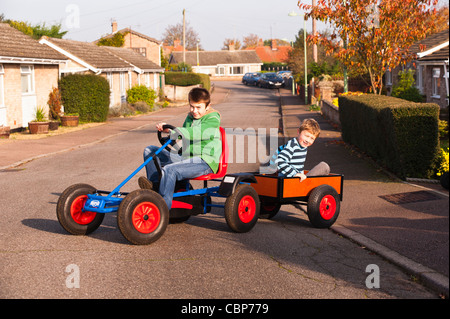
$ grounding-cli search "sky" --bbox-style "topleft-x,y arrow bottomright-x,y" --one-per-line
1,0 -> 325,51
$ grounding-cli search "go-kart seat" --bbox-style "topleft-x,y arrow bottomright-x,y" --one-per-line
193,127 -> 229,181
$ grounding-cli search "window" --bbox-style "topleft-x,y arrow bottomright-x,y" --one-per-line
415,65 -> 423,93
21,65 -> 35,94
216,66 -> 225,75
432,68 -> 441,97
132,47 -> 147,57
230,66 -> 244,75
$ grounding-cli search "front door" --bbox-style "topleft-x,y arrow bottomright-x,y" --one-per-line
20,65 -> 37,126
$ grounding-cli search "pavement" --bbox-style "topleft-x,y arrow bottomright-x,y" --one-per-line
0,84 -> 448,298
278,88 -> 449,298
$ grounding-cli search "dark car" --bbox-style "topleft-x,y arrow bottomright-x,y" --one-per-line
242,72 -> 263,86
258,72 -> 285,88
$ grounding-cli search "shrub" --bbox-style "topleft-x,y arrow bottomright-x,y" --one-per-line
47,87 -> 62,120
59,74 -> 110,122
126,85 -> 157,108
339,94 -> 440,179
391,69 -> 423,102
165,72 -> 211,91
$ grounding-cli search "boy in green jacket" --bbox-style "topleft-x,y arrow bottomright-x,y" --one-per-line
139,88 -> 221,209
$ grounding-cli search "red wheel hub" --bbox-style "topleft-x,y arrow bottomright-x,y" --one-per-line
70,195 -> 96,225
238,195 -> 256,223
132,202 -> 160,234
319,195 -> 336,220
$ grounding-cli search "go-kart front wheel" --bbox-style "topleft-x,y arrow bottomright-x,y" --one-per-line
307,185 -> 340,228
224,185 -> 260,233
117,189 -> 169,245
56,183 -> 105,235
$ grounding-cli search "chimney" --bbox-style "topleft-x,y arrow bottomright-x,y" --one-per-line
258,38 -> 264,47
111,20 -> 117,33
229,41 -> 235,51
174,39 -> 181,48
271,39 -> 278,50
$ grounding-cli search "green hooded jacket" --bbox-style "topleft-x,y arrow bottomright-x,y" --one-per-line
174,109 -> 221,173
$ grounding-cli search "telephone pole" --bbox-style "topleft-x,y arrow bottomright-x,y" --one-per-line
183,9 -> 186,63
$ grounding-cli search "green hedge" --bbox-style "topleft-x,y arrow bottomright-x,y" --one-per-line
59,74 -> 110,122
339,94 -> 440,179
165,72 -> 211,91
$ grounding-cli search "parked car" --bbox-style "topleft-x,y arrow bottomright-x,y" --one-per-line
277,70 -> 292,79
242,72 -> 262,86
258,72 -> 285,88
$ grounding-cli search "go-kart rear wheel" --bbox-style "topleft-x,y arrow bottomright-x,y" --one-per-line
56,183 -> 104,235
307,185 -> 340,228
224,185 -> 260,233
117,189 -> 169,245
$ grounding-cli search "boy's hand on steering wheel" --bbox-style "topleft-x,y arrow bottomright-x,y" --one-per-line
156,122 -> 170,132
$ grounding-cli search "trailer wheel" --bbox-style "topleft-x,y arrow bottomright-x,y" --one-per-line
118,189 -> 169,245
56,183 -> 104,235
307,185 -> 340,228
225,185 -> 260,233
259,201 -> 281,219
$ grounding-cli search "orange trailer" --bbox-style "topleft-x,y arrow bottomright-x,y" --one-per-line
250,172 -> 344,228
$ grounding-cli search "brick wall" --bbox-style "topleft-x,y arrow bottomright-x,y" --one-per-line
2,63 -> 59,129
123,33 -> 160,65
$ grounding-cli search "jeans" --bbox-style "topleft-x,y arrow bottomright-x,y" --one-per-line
143,145 -> 212,209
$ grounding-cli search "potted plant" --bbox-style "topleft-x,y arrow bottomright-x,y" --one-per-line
60,113 -> 79,127
0,125 -> 10,139
47,87 -> 61,130
28,106 -> 50,134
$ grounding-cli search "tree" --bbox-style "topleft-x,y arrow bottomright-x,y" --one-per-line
1,15 -> 67,39
222,38 -> 241,50
242,34 -> 259,49
162,21 -> 201,51
298,0 -> 441,94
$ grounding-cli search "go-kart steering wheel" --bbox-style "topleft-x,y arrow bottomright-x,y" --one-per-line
157,124 -> 184,154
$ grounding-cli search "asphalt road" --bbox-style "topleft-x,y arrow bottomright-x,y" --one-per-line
0,81 -> 439,304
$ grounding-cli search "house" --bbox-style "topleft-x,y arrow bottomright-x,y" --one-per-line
0,23 -> 67,130
39,37 -> 164,107
95,21 -> 162,66
247,39 -> 291,65
169,47 -> 262,80
162,39 -> 184,57
386,29 -> 449,110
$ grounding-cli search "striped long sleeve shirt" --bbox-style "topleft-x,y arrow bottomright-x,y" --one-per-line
276,137 -> 308,177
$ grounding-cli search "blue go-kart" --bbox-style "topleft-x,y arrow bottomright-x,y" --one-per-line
56,125 -> 260,245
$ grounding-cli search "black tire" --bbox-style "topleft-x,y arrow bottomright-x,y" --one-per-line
259,200 -> 281,219
56,183 -> 104,235
307,185 -> 340,228
117,189 -> 169,245
440,172 -> 449,190
224,185 -> 260,233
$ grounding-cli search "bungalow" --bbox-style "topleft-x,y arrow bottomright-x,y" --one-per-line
169,47 -> 262,80
386,29 -> 449,110
248,39 -> 291,65
0,23 -> 67,130
39,37 -> 164,107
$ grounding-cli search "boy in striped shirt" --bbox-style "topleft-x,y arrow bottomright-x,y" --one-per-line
276,118 -> 329,181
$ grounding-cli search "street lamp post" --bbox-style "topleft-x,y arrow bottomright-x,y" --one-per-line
288,11 -> 308,104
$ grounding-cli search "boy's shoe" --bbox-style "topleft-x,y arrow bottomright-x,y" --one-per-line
138,176 -> 153,190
